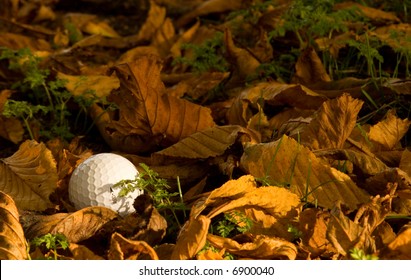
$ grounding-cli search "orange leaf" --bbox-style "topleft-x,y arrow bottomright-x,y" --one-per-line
240,135 -> 370,210
292,47 -> 331,85
368,109 -> 411,151
0,140 -> 58,211
171,215 -> 210,260
382,224 -> 411,259
207,233 -> 297,260
108,232 -> 159,260
69,243 -> 105,260
0,191 -> 28,260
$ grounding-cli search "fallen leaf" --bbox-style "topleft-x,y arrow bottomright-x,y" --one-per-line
240,135 -> 370,210
69,243 -> 105,260
0,191 -> 28,260
101,56 -> 215,153
300,94 -> 363,150
207,233 -> 297,259
108,232 -> 159,260
0,140 -> 58,211
292,47 -> 331,85
152,125 -> 259,165
368,109 -> 411,151
50,206 -> 119,243
171,215 -> 210,260
381,224 -> 411,259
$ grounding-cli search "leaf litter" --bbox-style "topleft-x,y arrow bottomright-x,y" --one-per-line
0,0 -> 411,260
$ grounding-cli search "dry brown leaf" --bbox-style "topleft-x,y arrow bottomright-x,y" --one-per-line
83,21 -> 120,38
298,208 -> 337,258
152,125 -> 259,165
166,72 -> 229,100
21,212 -> 69,240
0,191 -> 28,260
371,24 -> 411,51
50,206 -> 119,243
334,2 -> 400,24
207,233 -> 297,260
224,28 -> 261,83
327,202 -> 375,256
0,32 -> 51,51
175,0 -> 245,27
134,0 -> 167,43
0,140 -> 58,211
381,224 -> 411,259
69,243 -> 105,260
151,18 -> 175,58
241,206 -> 298,240
108,232 -> 159,260
196,248 -> 225,260
99,56 -> 215,153
207,185 -> 300,219
368,109 -> 411,151
300,94 -> 363,150
292,47 -> 331,85
240,135 -> 370,210
171,215 -> 210,260
313,148 -> 387,177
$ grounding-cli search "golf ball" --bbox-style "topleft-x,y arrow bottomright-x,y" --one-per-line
68,153 -> 142,216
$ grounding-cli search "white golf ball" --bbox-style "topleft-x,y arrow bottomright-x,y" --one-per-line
68,153 -> 142,216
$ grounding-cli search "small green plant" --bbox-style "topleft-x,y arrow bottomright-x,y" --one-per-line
0,47 -> 76,140
113,163 -> 187,236
270,0 -> 364,48
197,242 -> 236,260
29,233 -> 70,260
172,32 -> 229,73
212,211 -> 253,238
349,247 -> 379,260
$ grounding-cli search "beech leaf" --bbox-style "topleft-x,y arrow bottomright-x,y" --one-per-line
50,206 -> 119,243
102,56 -> 215,153
240,135 -> 370,210
0,140 -> 58,211
0,191 -> 28,260
207,233 -> 297,260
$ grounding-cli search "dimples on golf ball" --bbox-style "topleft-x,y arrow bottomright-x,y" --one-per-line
68,153 -> 142,216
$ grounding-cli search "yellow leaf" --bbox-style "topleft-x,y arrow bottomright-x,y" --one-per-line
83,21 -> 120,38
0,140 -> 58,211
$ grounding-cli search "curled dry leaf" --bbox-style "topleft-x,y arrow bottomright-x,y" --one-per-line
108,232 -> 159,260
300,94 -> 363,150
326,203 -> 371,257
292,47 -> 331,85
240,135 -> 370,210
0,191 -> 28,260
171,215 -> 210,260
207,233 -> 297,260
134,0 -> 167,43
0,140 -> 58,211
96,56 -> 215,153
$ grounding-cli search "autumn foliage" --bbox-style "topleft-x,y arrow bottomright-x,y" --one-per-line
1,0 -> 411,260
